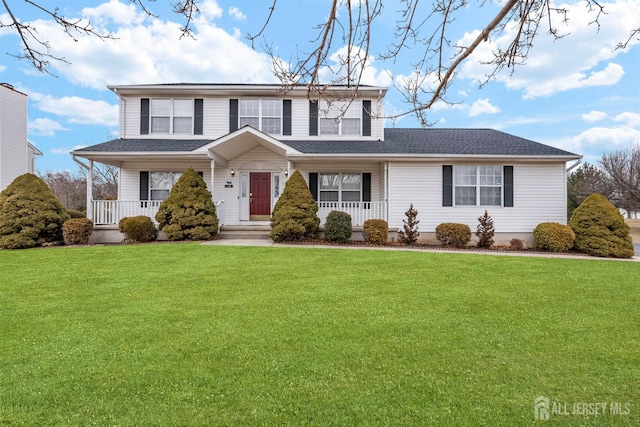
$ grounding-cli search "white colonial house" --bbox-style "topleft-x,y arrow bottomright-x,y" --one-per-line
0,83 -> 42,191
72,83 -> 581,244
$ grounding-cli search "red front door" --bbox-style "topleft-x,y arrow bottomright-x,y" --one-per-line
250,172 -> 271,217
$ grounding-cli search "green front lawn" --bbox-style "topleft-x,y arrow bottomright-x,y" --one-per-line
1,244 -> 638,425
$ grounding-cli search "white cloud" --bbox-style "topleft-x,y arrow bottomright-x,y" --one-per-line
50,145 -> 88,155
25,0 -> 277,89
459,0 -> 640,98
29,118 -> 69,137
614,111 -> 640,127
582,110 -> 608,122
228,7 -> 246,21
318,45 -> 394,87
29,92 -> 118,127
550,126 -> 640,154
468,98 -> 500,117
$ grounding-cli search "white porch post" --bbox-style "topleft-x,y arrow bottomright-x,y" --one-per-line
87,160 -> 94,220
210,159 -> 215,196
287,160 -> 292,181
384,161 -> 389,222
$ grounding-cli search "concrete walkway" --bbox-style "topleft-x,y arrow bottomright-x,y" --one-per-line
204,239 -> 640,262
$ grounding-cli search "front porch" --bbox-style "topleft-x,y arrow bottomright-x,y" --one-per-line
89,200 -> 387,227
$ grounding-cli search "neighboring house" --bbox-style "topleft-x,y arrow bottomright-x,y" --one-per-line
72,83 -> 581,244
0,83 -> 41,191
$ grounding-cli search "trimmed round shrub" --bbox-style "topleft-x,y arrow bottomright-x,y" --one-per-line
569,193 -> 634,258
270,170 -> 320,242
67,209 -> 86,219
533,222 -> 575,252
0,173 -> 70,249
155,167 -> 218,241
119,216 -> 158,243
63,218 -> 93,245
362,219 -> 388,245
436,223 -> 471,248
324,211 -> 352,243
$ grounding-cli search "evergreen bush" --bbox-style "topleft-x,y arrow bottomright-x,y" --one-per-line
436,223 -> 471,248
533,222 -> 575,252
475,210 -> 495,248
67,209 -> 86,218
119,216 -> 158,243
62,218 -> 93,245
0,173 -> 70,249
362,219 -> 388,245
397,203 -> 419,245
569,193 -> 634,258
324,211 -> 352,243
155,167 -> 218,241
509,238 -> 525,251
270,170 -> 320,242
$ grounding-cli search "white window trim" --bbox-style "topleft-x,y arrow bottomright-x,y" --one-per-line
150,98 -> 194,135
149,171 -> 182,201
318,172 -> 363,203
319,100 -> 362,136
453,165 -> 503,207
238,99 -> 282,135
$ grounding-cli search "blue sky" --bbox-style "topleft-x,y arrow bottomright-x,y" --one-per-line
1,0 -> 638,174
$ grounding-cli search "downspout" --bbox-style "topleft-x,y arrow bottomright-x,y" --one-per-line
72,155 -> 93,220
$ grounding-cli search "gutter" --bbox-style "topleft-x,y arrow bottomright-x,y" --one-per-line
566,157 -> 582,173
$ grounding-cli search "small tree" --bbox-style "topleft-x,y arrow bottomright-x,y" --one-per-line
0,173 -> 70,249
475,210 -> 495,248
398,203 -> 419,245
155,167 -> 218,240
569,193 -> 634,258
270,170 -> 320,242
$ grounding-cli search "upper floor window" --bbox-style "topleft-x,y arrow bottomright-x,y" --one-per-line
454,165 -> 502,206
319,100 -> 361,136
239,99 -> 282,134
150,99 -> 193,134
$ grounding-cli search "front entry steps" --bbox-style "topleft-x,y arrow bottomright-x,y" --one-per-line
217,225 -> 272,240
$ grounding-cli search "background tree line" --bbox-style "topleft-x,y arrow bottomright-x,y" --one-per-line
40,164 -> 118,212
568,145 -> 640,218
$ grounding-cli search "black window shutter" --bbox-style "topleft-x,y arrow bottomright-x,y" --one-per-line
442,165 -> 453,207
309,100 -> 318,136
194,99 -> 203,135
229,99 -> 239,132
283,100 -> 292,136
309,172 -> 318,200
140,171 -> 149,200
504,166 -> 514,207
197,171 -> 204,177
362,173 -> 371,202
140,98 -> 150,135
362,100 -> 371,137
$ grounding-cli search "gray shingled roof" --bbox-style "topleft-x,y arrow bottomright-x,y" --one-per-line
74,139 -> 212,152
285,129 -> 578,156
74,129 -> 579,157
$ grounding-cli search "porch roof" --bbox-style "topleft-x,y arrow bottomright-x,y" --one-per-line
71,128 -> 580,164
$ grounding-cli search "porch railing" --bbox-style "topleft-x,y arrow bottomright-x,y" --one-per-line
91,200 -> 386,227
317,201 -> 387,226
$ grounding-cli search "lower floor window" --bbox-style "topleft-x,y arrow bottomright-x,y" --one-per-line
150,172 -> 182,200
319,173 -> 362,202
454,165 -> 502,206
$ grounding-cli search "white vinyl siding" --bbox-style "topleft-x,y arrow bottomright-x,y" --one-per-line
119,161 -> 212,201
388,162 -> 568,233
0,86 -> 28,190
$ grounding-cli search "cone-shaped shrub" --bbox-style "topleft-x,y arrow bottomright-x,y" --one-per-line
155,167 -> 218,241
569,193 -> 634,258
0,173 -> 70,249
475,210 -> 495,248
270,170 -> 319,242
398,203 -> 420,245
